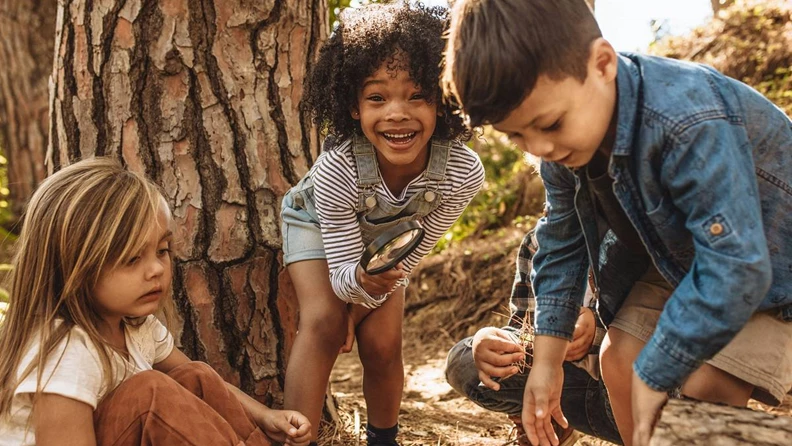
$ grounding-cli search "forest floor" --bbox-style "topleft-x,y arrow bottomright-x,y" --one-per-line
319,227 -> 792,446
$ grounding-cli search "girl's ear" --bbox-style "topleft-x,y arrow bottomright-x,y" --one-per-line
350,108 -> 360,120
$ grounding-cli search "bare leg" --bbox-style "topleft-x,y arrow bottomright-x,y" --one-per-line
283,260 -> 347,440
600,327 -> 644,446
681,363 -> 753,406
356,286 -> 405,429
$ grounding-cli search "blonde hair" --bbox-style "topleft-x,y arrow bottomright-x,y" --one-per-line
0,157 -> 176,419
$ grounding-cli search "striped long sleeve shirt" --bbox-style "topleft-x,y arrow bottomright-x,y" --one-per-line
311,138 -> 485,305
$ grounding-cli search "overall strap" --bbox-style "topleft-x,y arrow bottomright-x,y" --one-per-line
425,138 -> 451,182
353,134 -> 381,187
352,134 -> 381,211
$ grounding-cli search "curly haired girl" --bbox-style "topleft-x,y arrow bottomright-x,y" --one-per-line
281,3 -> 484,444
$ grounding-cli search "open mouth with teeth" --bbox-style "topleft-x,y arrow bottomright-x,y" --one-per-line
382,131 -> 417,145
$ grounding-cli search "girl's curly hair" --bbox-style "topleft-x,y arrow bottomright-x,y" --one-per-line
303,2 -> 471,144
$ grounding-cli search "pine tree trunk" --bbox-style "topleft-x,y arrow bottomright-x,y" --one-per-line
48,0 -> 326,405
0,0 -> 56,226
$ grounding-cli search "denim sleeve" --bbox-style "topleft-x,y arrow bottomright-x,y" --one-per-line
634,119 -> 772,392
531,162 -> 590,340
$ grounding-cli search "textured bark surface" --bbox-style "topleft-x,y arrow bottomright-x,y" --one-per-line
651,398 -> 792,446
49,0 -> 325,405
0,0 -> 56,223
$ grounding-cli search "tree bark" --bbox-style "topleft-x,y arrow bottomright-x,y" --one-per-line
49,0 -> 326,405
651,398 -> 792,445
0,0 -> 56,225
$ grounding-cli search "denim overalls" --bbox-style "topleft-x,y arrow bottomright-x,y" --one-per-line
281,135 -> 450,306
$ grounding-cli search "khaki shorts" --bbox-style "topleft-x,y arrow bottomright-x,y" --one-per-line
609,265 -> 792,406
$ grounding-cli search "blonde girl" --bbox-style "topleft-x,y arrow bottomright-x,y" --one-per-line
0,158 -> 311,445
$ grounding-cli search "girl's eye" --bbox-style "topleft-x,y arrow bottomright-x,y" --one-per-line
366,95 -> 384,102
157,243 -> 172,257
542,119 -> 562,132
410,93 -> 425,100
127,256 -> 141,266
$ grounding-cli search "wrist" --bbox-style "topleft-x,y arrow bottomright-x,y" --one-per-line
532,335 -> 568,367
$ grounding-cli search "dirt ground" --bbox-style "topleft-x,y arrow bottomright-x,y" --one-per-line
319,228 -> 616,445
318,228 -> 792,446
326,341 -> 617,446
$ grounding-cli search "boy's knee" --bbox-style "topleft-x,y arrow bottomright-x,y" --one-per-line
445,337 -> 480,396
599,330 -> 640,387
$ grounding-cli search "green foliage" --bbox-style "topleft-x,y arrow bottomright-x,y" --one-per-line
433,128 -> 539,253
328,0 -> 353,31
0,138 -> 15,236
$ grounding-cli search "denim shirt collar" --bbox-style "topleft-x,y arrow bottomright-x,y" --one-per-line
612,54 -> 642,160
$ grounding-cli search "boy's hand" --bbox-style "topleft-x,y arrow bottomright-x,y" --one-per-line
471,327 -> 525,390
565,307 -> 596,361
356,262 -> 406,296
340,303 -> 372,353
522,362 -> 568,446
258,408 -> 312,446
631,371 -> 668,446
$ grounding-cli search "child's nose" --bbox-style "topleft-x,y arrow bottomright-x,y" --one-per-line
523,138 -> 554,158
146,258 -> 166,279
385,101 -> 410,122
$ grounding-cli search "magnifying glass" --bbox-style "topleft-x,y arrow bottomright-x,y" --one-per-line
359,220 -> 425,275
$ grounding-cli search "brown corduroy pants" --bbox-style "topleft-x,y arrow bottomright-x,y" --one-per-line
94,361 -> 272,446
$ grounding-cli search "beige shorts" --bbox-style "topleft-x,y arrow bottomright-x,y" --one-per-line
609,265 -> 792,406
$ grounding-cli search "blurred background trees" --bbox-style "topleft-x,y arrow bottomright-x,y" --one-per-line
0,0 -> 54,232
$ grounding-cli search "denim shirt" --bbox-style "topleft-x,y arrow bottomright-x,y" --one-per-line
531,53 -> 792,392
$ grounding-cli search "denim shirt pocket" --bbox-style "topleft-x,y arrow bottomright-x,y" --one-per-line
645,194 -> 695,267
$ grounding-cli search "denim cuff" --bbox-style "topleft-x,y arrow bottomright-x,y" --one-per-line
633,331 -> 700,391
534,297 -> 579,341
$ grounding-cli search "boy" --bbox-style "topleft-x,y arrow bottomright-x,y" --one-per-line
442,1 -> 792,446
445,229 -> 622,445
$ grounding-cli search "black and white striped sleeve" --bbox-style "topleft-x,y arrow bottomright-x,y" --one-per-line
312,149 -> 384,306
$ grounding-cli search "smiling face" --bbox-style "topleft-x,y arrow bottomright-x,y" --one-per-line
93,199 -> 173,325
493,39 -> 619,168
353,58 -> 439,179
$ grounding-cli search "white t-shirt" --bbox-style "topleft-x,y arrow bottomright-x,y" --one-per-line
0,315 -> 174,445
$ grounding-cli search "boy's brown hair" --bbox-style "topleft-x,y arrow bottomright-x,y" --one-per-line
442,0 -> 602,127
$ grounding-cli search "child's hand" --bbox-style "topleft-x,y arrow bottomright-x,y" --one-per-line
356,262 -> 406,296
259,409 -> 312,446
565,307 -> 596,361
340,304 -> 372,353
631,371 -> 668,446
471,327 -> 525,390
522,362 -> 568,446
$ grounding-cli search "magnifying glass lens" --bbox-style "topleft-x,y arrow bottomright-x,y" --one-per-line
360,221 -> 425,275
